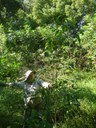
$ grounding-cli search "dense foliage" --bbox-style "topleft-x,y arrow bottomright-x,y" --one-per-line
0,0 -> 96,128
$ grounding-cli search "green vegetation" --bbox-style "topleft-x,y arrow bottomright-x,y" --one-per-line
0,0 -> 96,127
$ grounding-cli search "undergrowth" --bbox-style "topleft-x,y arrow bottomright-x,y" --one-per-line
0,70 -> 96,128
